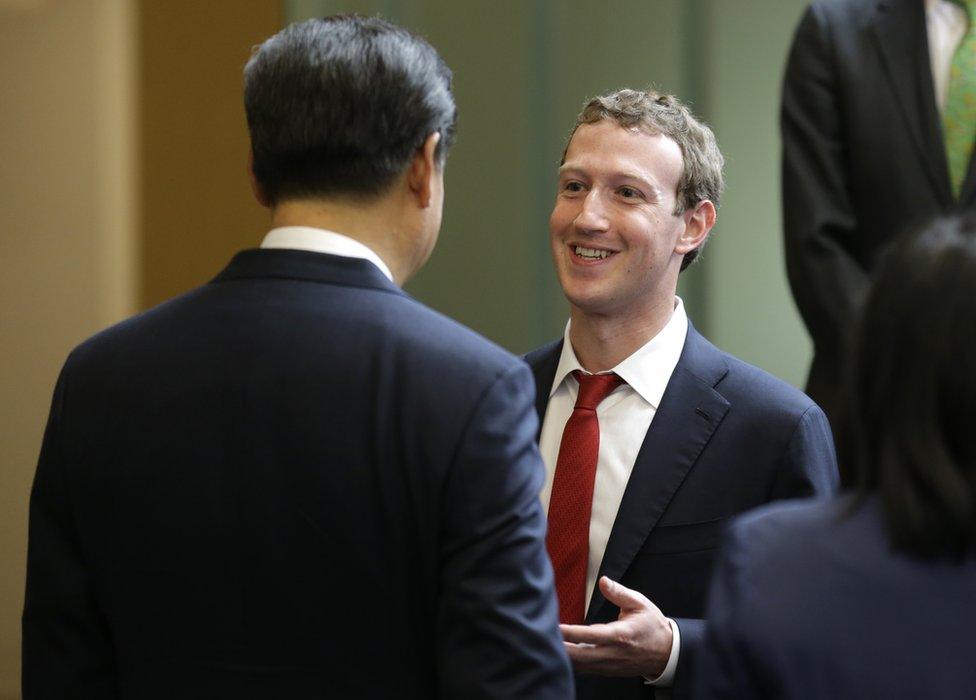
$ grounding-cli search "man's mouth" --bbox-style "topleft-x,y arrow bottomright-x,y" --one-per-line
573,245 -> 616,260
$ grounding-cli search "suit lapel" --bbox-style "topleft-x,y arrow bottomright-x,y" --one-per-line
525,340 -> 563,442
586,325 -> 730,623
870,0 -> 954,206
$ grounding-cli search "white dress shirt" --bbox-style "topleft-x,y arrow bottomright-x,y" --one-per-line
260,226 -> 394,282
927,0 -> 969,113
539,298 -> 688,686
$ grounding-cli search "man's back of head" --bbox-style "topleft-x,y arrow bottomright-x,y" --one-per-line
244,16 -> 457,285
244,14 -> 456,204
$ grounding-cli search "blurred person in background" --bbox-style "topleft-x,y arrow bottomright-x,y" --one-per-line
698,215 -> 976,699
21,15 -> 572,699
782,0 -> 976,433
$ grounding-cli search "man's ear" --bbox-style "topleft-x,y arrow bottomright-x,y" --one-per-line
675,200 -> 716,255
407,132 -> 441,208
248,146 -> 271,208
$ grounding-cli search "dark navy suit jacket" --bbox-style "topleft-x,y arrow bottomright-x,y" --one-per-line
23,249 -> 572,699
698,494 -> 976,699
525,324 -> 839,699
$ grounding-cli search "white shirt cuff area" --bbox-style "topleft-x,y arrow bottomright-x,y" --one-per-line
643,617 -> 680,687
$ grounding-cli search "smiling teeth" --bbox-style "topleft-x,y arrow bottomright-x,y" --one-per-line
575,246 -> 611,259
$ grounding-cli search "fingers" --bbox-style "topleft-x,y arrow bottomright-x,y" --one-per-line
559,581 -> 672,679
564,641 -> 630,676
560,621 -> 620,645
599,576 -> 651,611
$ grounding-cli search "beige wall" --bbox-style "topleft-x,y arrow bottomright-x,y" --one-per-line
139,0 -> 280,307
1,1 -> 279,695
0,0 -> 136,696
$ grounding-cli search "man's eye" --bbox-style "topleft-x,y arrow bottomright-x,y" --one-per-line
563,181 -> 584,193
619,186 -> 641,199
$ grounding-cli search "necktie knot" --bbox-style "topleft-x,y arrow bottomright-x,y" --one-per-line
572,370 -> 624,411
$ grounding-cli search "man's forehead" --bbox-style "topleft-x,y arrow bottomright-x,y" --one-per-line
561,120 -> 683,179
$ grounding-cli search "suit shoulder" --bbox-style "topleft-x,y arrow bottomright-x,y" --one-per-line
733,496 -> 846,542
64,285 -> 211,369
718,352 -> 820,419
790,0 -> 877,52
725,495 -> 867,575
68,283 -> 523,386
382,294 -> 525,378
806,0 -> 874,23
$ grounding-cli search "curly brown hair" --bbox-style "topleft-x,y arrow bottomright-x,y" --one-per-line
565,89 -> 725,270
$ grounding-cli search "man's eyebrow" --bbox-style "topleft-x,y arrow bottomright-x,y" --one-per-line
615,172 -> 664,198
556,164 -> 584,177
617,171 -> 655,186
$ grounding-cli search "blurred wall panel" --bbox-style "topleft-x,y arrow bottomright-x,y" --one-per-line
0,1 -> 136,696
704,0 -> 811,388
139,0 -> 281,308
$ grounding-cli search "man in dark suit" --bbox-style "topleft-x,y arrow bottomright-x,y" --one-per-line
783,0 -> 976,428
527,89 -> 838,699
22,16 -> 572,699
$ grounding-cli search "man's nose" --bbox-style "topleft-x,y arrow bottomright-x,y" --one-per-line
575,190 -> 610,233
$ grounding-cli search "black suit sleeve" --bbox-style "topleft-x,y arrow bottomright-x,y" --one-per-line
672,404 -> 837,698
436,362 -> 573,699
782,4 -> 868,369
22,365 -> 117,698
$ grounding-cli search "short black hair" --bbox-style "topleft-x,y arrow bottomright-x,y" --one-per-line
244,15 -> 456,204
850,215 -> 976,558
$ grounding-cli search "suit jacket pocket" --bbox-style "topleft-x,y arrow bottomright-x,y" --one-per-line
640,517 -> 726,555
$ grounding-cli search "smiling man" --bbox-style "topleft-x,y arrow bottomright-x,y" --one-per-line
525,89 -> 839,699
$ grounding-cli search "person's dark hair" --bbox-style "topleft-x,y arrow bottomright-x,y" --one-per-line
563,89 -> 725,271
244,14 -> 457,204
851,216 -> 976,558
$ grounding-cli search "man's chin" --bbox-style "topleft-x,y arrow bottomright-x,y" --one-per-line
566,295 -> 618,320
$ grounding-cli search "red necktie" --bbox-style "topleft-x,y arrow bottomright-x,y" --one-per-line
546,370 -> 624,624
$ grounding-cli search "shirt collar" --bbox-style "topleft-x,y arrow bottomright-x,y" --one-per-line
260,226 -> 394,282
550,297 -> 689,410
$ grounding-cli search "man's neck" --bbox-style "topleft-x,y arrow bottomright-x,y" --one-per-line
568,297 -> 676,373
270,197 -> 411,284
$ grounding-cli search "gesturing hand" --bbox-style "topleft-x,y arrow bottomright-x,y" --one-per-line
560,576 -> 674,679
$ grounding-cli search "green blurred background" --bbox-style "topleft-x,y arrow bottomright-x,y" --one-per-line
288,0 -> 813,381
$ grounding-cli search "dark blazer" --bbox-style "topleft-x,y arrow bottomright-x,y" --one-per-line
525,324 -> 839,700
782,0 -> 976,426
697,494 -> 976,699
23,249 -> 572,699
